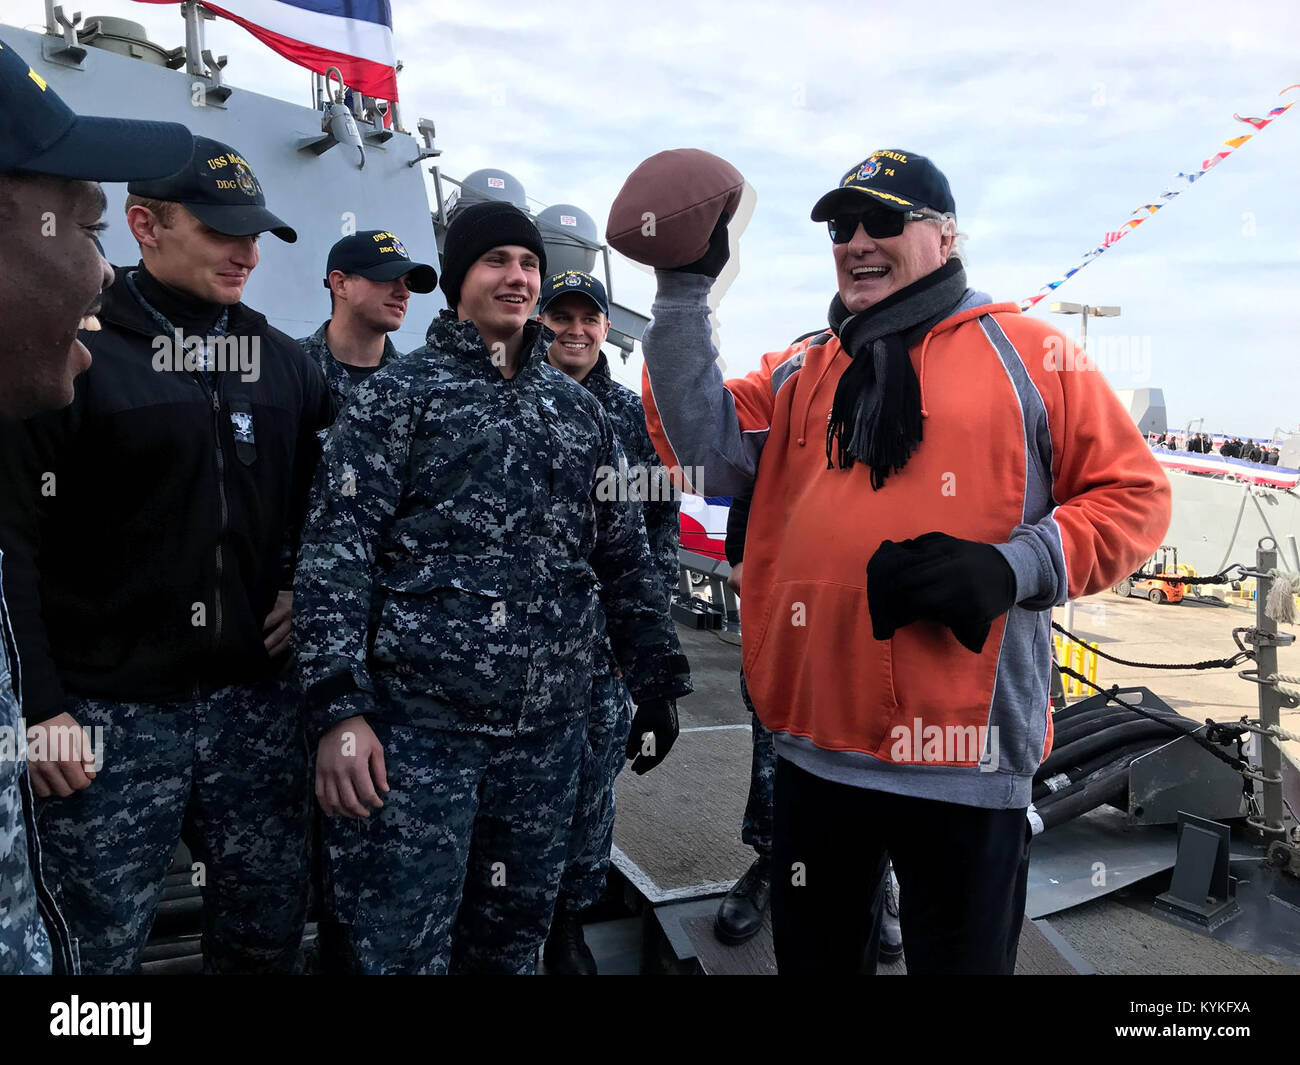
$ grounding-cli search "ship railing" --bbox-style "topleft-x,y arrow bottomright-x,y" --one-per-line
1052,537 -> 1300,871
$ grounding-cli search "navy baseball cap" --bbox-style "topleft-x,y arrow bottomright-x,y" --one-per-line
811,150 -> 956,220
0,37 -> 192,180
538,270 -> 609,316
324,230 -> 437,293
128,135 -> 297,243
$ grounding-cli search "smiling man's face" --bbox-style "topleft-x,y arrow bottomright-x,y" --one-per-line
456,244 -> 541,341
0,173 -> 113,417
129,201 -> 260,305
541,293 -> 608,382
333,272 -> 412,333
834,211 -> 952,313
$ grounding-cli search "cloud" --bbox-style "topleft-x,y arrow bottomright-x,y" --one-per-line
42,0 -> 1300,431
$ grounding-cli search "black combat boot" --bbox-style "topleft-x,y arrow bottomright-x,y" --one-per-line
879,862 -> 903,962
543,902 -> 598,975
714,855 -> 771,945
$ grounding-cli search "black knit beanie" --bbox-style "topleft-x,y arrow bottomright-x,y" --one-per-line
439,201 -> 548,309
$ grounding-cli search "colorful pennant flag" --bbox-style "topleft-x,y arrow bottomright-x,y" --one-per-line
1017,85 -> 1296,311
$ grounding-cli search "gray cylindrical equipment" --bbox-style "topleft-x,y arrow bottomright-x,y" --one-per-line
79,17 -> 175,66
449,168 -> 527,220
536,204 -> 599,276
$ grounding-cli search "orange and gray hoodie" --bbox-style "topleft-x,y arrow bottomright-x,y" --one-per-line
641,272 -> 1171,809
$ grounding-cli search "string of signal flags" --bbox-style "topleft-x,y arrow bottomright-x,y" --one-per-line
1019,84 -> 1299,312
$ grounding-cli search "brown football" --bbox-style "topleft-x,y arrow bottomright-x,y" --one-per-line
605,149 -> 745,269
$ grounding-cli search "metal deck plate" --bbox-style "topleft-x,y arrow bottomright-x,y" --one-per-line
1028,806 -> 1178,918
610,626 -> 757,902
1048,890 -> 1300,974
612,725 -> 756,902
1026,805 -> 1262,918
679,909 -> 1082,975
1138,860 -> 1300,969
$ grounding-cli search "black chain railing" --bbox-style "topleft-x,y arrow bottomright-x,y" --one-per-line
1050,621 -> 1254,671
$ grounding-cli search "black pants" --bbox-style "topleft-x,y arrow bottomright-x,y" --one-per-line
771,756 -> 1031,975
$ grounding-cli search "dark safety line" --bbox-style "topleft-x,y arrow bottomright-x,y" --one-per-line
1051,621 -> 1253,671
1125,563 -> 1246,586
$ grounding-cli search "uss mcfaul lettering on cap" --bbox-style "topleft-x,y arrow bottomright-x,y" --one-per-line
127,134 -> 297,241
322,229 -> 437,292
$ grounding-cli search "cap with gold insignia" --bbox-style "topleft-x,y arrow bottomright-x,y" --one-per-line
0,35 -> 192,180
538,269 -> 609,316
324,230 -> 437,292
128,135 -> 297,243
810,150 -> 956,221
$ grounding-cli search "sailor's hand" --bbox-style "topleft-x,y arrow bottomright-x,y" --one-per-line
263,590 -> 293,657
27,712 -> 97,798
316,715 -> 389,819
867,532 -> 1016,653
626,698 -> 679,775
727,560 -> 744,596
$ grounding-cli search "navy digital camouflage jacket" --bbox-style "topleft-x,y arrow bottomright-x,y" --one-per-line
581,352 -> 680,607
294,312 -> 692,740
298,319 -> 399,410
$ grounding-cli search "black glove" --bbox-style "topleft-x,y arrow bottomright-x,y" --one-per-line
676,213 -> 731,278
625,697 -> 679,774
866,532 -> 1017,653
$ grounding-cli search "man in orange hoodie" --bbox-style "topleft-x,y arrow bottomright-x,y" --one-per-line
641,149 -> 1171,974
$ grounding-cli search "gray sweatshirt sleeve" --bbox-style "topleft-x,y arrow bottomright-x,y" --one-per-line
994,530 -> 1063,610
640,271 -> 768,499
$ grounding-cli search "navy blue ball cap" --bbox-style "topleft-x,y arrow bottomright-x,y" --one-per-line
538,269 -> 609,316
128,135 -> 297,243
325,230 -> 437,293
0,36 -> 192,181
811,149 -> 956,221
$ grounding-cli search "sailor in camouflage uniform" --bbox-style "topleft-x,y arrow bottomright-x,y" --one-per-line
296,203 -> 691,975
297,229 -> 437,408
297,230 -> 437,972
536,270 -> 681,974
0,37 -> 191,974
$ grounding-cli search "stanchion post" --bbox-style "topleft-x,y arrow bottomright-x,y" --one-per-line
1253,541 -> 1287,840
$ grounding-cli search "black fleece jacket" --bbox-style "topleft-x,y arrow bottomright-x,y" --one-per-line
0,266 -> 333,719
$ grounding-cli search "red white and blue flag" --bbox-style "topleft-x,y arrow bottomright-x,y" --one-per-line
136,0 -> 398,100
679,495 -> 730,562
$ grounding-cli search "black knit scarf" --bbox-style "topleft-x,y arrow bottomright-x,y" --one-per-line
825,259 -> 968,489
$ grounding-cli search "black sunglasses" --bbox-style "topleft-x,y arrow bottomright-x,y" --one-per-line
827,208 -> 928,244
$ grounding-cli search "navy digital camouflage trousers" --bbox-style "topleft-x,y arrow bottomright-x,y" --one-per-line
0,567 -> 53,974
321,714 -> 584,974
741,672 -> 776,860
36,679 -> 310,974
557,671 -> 635,912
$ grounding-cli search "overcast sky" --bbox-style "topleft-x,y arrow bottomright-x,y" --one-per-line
5,0 -> 1297,436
